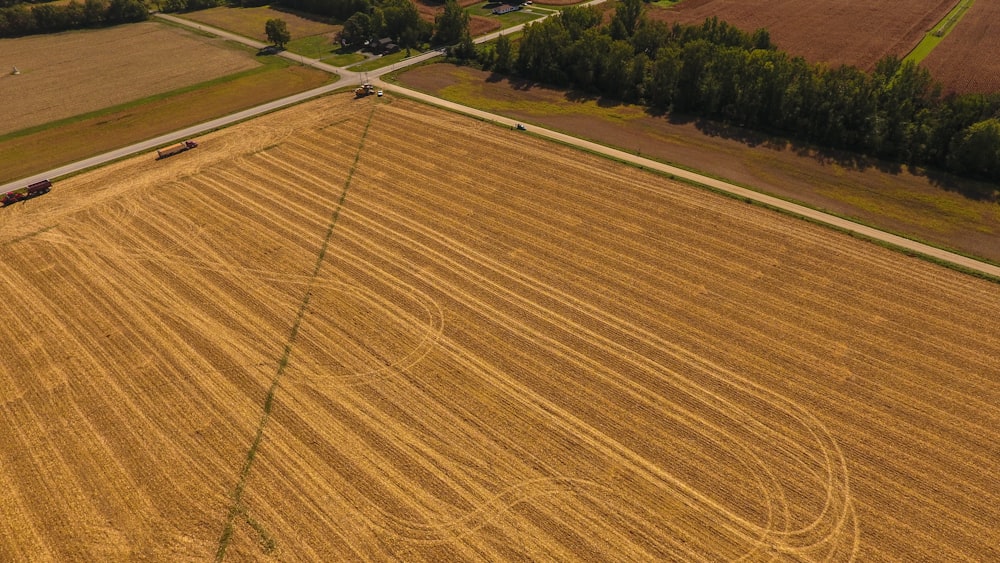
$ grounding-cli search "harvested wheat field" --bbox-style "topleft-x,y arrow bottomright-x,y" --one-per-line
650,0 -> 955,71
1,94 -> 998,561
0,22 -> 257,135
920,0 -> 1000,94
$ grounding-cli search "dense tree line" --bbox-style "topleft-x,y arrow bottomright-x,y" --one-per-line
0,0 -> 147,37
337,0 -> 430,49
481,2 -> 1000,185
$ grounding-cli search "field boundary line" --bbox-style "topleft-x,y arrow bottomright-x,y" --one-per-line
213,103 -> 378,562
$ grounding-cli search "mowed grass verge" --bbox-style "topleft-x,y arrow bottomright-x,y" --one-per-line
0,58 -> 332,184
394,63 -> 1000,263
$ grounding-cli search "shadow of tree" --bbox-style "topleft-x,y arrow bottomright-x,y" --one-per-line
464,68 -> 999,203
657,110 -> 997,201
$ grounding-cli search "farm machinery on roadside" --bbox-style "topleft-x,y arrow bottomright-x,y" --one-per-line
2,179 -> 51,206
355,73 -> 376,97
156,140 -> 199,159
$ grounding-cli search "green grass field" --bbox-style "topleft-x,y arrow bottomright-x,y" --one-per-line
285,34 -> 340,59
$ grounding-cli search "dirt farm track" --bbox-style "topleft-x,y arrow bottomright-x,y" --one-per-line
1,94 -> 998,560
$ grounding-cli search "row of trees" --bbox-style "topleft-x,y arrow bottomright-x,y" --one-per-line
478,3 -> 1000,184
338,0 -> 470,51
0,0 -> 146,36
338,0 -> 426,49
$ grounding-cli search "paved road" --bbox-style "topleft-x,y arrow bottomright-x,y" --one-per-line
4,10 -> 998,279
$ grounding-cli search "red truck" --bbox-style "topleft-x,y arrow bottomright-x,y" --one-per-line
2,179 -> 52,206
157,140 -> 198,159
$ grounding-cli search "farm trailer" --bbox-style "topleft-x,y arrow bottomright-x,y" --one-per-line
2,179 -> 52,206
157,140 -> 199,160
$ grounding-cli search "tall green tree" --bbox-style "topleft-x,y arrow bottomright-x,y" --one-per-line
494,33 -> 513,73
609,0 -> 642,40
516,17 -> 571,84
380,0 -> 419,43
83,0 -> 106,25
265,18 -> 291,48
106,0 -> 147,22
559,5 -> 601,40
433,0 -> 467,45
452,28 -> 475,60
340,12 -> 372,47
948,118 -> 1000,182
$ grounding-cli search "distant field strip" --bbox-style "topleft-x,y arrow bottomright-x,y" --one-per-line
903,0 -> 975,64
0,22 -> 257,136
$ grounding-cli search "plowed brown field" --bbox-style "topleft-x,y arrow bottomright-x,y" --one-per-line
649,0 -> 955,71
1,94 -> 997,560
920,1 -> 1000,94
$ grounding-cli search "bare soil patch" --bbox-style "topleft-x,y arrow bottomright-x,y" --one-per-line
1,93 -> 997,560
396,64 -> 1000,262
648,0 -> 955,71
919,1 -> 1000,94
0,22 -> 258,136
180,5 -> 340,42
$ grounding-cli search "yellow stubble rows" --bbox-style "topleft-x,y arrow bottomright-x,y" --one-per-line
0,93 -> 997,561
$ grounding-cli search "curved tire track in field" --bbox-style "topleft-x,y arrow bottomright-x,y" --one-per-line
336,188 -> 858,559
366,477 -> 615,543
315,103 -> 869,558
4,95 -> 997,561
284,278 -> 444,386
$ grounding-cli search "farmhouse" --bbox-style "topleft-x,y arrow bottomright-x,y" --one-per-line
492,4 -> 522,15
371,37 -> 399,55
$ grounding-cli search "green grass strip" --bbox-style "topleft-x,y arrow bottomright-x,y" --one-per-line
903,0 -> 975,65
214,102 -> 378,562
